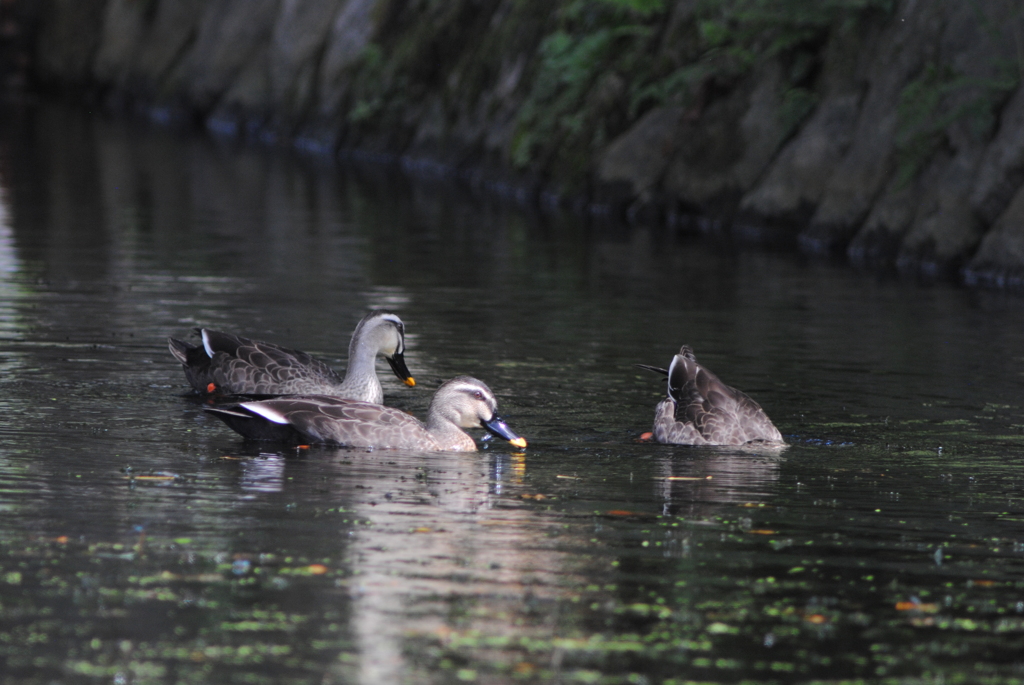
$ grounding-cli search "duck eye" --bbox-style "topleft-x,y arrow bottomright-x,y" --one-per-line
473,391 -> 484,401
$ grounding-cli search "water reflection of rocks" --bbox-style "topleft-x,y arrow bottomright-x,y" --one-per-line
5,103 -> 1023,683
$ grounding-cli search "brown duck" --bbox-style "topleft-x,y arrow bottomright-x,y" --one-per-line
206,376 -> 527,452
639,346 -> 784,446
167,310 -> 415,403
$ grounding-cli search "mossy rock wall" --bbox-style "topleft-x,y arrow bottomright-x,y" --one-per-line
27,0 -> 1024,289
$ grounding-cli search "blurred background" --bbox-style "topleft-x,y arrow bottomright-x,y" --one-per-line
5,0 -> 1024,289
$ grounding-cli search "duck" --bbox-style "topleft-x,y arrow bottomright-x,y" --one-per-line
205,376 -> 527,452
167,310 -> 415,404
638,345 -> 784,446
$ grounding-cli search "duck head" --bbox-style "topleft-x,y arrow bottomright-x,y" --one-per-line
432,376 -> 527,448
353,310 -> 416,387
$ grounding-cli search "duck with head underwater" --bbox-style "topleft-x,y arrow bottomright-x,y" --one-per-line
167,310 -> 416,403
638,345 -> 784,446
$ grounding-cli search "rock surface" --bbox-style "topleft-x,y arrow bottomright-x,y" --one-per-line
964,186 -> 1024,289
21,0 -> 1024,289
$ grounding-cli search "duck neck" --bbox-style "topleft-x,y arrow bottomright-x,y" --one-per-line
425,409 -> 477,452
341,338 -> 382,401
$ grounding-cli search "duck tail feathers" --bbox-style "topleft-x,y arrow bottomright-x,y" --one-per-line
634,363 -> 668,376
205,404 -> 305,443
168,337 -> 194,365
667,354 -> 689,403
204,406 -> 251,419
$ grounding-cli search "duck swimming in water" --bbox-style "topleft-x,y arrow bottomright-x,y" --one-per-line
167,310 -> 415,403
205,376 -> 527,452
638,346 -> 784,446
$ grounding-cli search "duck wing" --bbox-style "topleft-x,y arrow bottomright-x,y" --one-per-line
204,404 -> 307,442
199,330 -> 344,395
218,396 -> 439,450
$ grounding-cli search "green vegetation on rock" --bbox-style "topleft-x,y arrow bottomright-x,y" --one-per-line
28,0 -> 1024,280
507,0 -> 894,190
896,64 -> 1019,189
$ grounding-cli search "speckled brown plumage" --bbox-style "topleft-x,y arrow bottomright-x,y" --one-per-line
167,310 -> 414,403
647,346 -> 784,446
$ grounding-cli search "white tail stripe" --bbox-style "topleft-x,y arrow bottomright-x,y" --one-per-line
201,329 -> 215,359
243,403 -> 291,425
667,354 -> 683,398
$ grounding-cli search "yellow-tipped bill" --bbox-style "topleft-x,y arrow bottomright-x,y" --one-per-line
387,352 -> 415,387
483,415 -> 527,449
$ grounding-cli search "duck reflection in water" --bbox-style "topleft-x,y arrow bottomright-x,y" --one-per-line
653,451 -> 783,521
639,345 -> 785,446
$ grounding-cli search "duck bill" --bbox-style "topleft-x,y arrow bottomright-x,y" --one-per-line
482,415 -> 527,448
387,352 -> 416,387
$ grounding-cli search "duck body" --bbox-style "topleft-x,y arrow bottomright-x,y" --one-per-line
206,376 -> 527,452
644,346 -> 784,446
167,310 -> 414,403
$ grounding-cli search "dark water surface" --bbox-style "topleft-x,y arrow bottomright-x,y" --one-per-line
1,105 -> 1024,684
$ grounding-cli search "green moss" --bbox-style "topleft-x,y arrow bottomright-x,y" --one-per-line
507,0 -> 893,187
337,0 -> 891,190
597,0 -> 666,15
779,86 -> 818,138
510,2 -> 669,185
895,61 -> 1017,188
